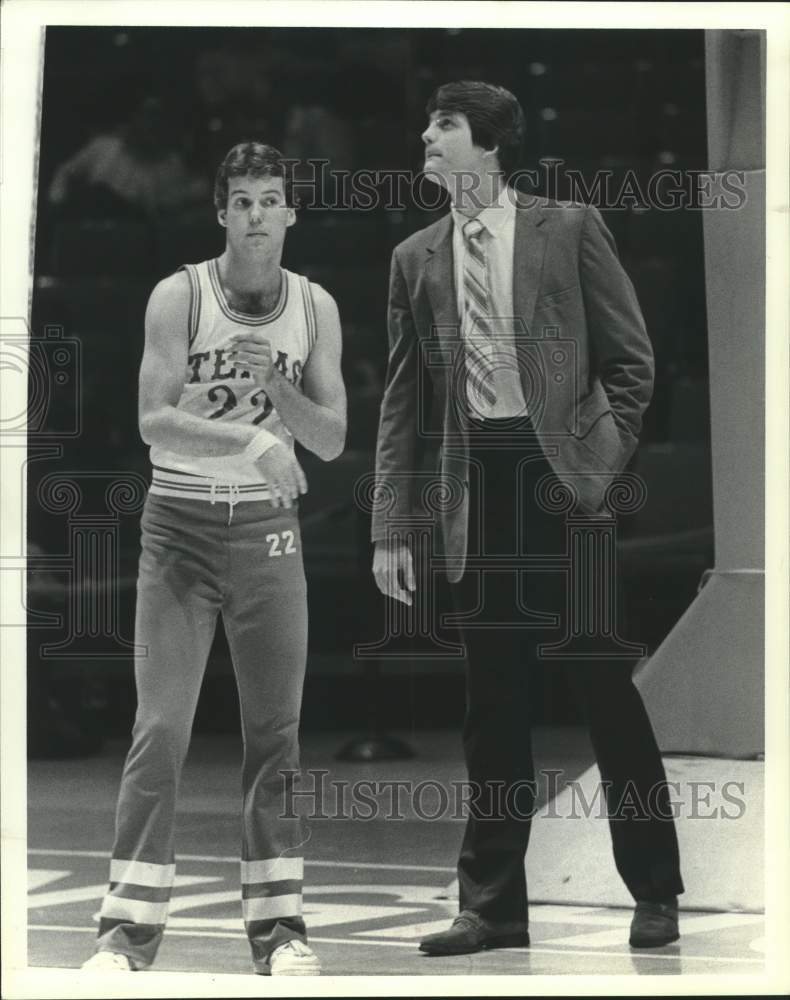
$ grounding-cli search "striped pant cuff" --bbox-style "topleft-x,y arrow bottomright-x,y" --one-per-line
100,858 -> 175,925
241,856 -> 303,921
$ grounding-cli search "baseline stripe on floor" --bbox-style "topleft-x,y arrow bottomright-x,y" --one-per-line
26,925 -> 765,963
539,912 -> 764,948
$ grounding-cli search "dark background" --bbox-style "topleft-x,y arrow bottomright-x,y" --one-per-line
27,27 -> 713,754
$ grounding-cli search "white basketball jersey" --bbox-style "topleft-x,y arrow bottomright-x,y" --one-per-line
149,259 -> 318,502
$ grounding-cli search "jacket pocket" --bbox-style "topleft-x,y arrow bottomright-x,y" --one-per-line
565,381 -> 612,438
564,382 -> 626,474
536,284 -> 580,308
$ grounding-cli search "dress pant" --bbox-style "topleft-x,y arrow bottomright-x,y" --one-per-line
452,418 -> 684,930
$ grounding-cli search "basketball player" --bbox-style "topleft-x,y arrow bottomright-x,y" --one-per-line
81,143 -> 346,977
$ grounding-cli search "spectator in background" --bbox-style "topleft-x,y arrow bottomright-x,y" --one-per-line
48,97 -> 208,218
190,45 -> 283,176
281,69 -> 357,209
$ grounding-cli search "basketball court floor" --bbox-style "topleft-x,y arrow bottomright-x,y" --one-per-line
23,729 -> 765,987
24,726 -> 766,987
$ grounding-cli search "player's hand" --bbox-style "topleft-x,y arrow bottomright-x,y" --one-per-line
254,442 -> 307,509
228,333 -> 276,389
372,538 -> 415,606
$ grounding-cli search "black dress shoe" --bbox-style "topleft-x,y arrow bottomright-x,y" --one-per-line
419,911 -> 530,956
629,898 -> 680,948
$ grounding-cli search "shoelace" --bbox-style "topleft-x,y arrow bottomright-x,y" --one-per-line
279,940 -> 310,954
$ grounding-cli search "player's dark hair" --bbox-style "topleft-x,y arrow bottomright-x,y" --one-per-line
426,80 -> 525,177
214,142 -> 295,210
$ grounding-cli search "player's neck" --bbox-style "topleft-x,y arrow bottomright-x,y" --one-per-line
218,248 -> 281,295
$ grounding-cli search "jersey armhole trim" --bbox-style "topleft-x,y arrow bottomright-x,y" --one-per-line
300,276 -> 318,355
180,264 -> 201,347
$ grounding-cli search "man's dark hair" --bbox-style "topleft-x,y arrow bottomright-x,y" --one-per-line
214,142 -> 295,210
426,80 -> 525,177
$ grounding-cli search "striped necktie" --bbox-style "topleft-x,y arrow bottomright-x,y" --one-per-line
461,217 -> 498,410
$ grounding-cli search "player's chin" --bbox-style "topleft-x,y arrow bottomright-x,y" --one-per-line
422,165 -> 448,188
244,238 -> 271,253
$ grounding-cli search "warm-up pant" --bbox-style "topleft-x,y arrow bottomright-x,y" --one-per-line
94,493 -> 309,972
453,419 -> 684,931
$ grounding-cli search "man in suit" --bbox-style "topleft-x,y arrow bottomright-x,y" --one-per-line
371,81 -> 683,954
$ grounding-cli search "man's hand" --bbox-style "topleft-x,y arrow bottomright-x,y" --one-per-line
229,333 -> 276,390
255,441 -> 307,508
372,538 -> 415,606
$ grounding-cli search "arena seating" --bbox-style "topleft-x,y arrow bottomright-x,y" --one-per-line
50,220 -> 156,278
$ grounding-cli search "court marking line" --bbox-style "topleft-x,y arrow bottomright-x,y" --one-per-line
25,851 -> 764,918
28,870 -> 71,892
539,911 -> 764,949
310,938 -> 764,964
28,876 -> 227,911
359,906 -> 635,938
27,849 -> 454,874
26,925 -> 764,964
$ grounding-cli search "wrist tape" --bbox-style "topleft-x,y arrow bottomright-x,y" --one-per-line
242,428 -> 280,462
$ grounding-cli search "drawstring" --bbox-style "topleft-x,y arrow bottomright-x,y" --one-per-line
210,477 -> 241,525
227,483 -> 241,525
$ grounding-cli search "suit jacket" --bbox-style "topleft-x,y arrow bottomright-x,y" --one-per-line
372,192 -> 654,582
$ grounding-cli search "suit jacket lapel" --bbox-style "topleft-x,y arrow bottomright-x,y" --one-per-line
424,216 -> 459,342
424,215 -> 466,449
513,198 -> 548,337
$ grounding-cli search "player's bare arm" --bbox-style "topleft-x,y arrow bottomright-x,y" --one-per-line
138,270 -> 261,457
228,285 -> 347,462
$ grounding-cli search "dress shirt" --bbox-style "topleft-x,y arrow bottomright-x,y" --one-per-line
452,185 -> 528,419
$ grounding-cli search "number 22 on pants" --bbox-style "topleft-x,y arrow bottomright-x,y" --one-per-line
266,530 -> 296,557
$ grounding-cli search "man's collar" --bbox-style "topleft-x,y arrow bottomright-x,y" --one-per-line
451,185 -> 516,237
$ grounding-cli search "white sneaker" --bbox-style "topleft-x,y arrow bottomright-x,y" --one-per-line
81,951 -> 134,971
269,939 -> 321,976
